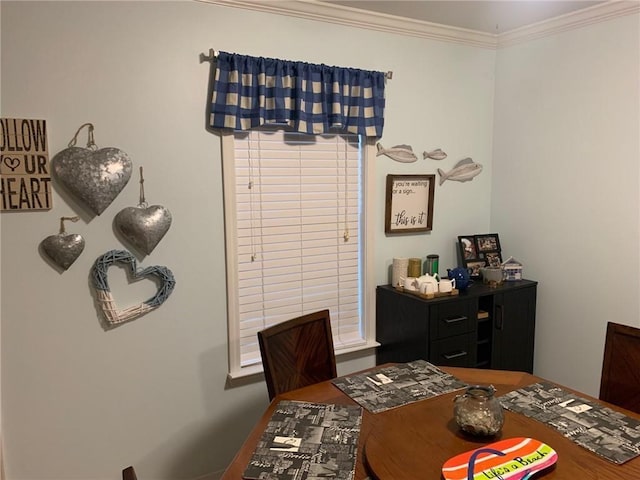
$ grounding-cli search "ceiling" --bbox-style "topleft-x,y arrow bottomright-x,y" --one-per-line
324,1 -> 606,34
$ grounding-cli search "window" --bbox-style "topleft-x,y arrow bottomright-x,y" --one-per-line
222,128 -> 377,378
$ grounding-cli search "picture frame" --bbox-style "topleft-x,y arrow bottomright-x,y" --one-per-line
458,235 -> 479,261
457,233 -> 503,278
466,260 -> 486,278
475,233 -> 501,253
483,251 -> 503,268
384,174 -> 435,234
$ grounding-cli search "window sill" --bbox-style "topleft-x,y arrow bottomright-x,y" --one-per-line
226,339 -> 380,382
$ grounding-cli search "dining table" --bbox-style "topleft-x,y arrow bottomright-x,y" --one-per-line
220,365 -> 640,479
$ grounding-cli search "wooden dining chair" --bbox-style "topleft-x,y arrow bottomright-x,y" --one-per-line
258,309 -> 337,400
122,466 -> 137,480
599,321 -> 640,414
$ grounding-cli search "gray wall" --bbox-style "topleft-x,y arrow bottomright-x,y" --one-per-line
0,2 -> 495,479
492,13 -> 640,394
1,1 -> 637,479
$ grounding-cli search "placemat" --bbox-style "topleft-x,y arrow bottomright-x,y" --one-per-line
500,382 -> 640,465
331,359 -> 467,414
243,400 -> 362,480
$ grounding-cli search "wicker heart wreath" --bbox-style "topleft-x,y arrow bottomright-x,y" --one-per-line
91,250 -> 175,326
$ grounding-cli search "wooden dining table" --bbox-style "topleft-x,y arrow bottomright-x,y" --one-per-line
221,366 -> 640,479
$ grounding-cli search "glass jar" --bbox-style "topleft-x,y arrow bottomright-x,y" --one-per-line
453,385 -> 504,436
425,254 -> 439,276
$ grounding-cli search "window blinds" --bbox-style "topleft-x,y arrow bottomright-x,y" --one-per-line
233,130 -> 363,367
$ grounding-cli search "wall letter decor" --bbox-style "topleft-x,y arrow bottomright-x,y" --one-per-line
0,118 -> 52,211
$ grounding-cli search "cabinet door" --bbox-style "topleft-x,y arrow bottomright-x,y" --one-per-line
376,288 -> 429,364
492,286 -> 536,372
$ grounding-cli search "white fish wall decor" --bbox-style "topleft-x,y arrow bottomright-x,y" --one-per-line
376,143 -> 418,163
437,157 -> 483,185
423,149 -> 448,160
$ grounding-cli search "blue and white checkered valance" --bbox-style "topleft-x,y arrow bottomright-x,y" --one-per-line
209,52 -> 386,138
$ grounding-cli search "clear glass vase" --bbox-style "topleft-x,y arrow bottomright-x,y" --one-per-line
454,385 -> 504,436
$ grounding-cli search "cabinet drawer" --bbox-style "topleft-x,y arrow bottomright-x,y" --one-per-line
430,334 -> 474,367
431,300 -> 473,339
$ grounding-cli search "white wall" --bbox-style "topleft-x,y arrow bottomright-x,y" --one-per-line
0,2 -> 495,479
492,14 -> 640,395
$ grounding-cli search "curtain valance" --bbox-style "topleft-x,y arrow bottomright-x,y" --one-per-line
209,51 -> 386,138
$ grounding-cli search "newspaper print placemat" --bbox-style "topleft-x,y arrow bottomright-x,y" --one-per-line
500,382 -> 640,464
243,400 -> 362,480
331,359 -> 468,414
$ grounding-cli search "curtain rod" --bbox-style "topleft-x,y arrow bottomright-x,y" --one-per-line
199,48 -> 393,79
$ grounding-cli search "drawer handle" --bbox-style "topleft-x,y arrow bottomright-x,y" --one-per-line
443,350 -> 468,360
495,305 -> 504,330
444,315 -> 467,324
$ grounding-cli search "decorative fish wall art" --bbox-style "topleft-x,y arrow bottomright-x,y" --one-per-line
376,141 -> 481,187
423,149 -> 448,160
437,157 -> 483,185
377,143 -> 449,163
376,143 -> 418,163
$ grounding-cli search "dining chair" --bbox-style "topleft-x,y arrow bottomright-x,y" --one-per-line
599,321 -> 640,414
122,466 -> 137,480
258,309 -> 337,400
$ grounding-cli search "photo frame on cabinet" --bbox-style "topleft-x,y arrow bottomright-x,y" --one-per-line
458,235 -> 479,261
483,251 -> 503,268
475,233 -> 501,253
458,233 -> 502,278
384,174 -> 435,234
466,260 -> 486,278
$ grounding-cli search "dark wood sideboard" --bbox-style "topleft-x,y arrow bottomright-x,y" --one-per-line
376,280 -> 537,372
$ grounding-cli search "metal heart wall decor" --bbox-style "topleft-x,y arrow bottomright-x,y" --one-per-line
52,146 -> 132,215
40,216 -> 85,271
91,250 -> 176,327
114,205 -> 172,255
41,233 -> 85,271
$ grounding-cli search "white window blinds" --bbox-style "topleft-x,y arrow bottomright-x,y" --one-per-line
228,129 -> 365,370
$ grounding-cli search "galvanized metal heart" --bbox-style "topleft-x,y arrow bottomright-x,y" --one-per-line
52,146 -> 132,215
41,233 -> 85,270
91,250 -> 176,326
114,205 -> 172,255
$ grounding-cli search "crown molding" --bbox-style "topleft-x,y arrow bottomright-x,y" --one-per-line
498,1 -> 640,48
196,0 -> 498,48
196,0 -> 640,49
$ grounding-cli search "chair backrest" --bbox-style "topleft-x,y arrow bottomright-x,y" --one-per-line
258,309 -> 337,400
599,321 -> 640,414
122,466 -> 138,480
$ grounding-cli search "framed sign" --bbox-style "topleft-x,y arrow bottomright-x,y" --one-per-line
0,118 -> 52,211
385,174 -> 435,234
